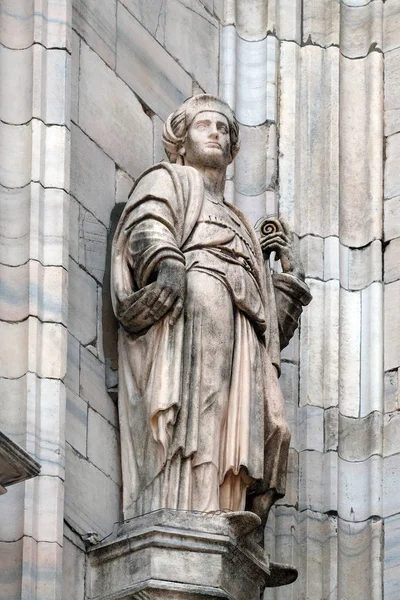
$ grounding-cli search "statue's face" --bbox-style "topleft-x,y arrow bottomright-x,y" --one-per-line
183,111 -> 232,169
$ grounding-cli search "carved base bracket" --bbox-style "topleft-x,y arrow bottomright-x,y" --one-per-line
87,510 -> 297,600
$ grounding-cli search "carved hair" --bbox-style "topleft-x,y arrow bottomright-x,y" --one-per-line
162,94 -> 240,165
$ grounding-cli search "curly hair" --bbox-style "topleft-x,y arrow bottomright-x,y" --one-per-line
162,94 -> 240,165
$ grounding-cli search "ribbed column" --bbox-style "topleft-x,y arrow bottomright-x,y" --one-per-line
338,2 -> 384,599
219,0 -> 278,225
220,1 -> 386,599
0,1 -> 72,598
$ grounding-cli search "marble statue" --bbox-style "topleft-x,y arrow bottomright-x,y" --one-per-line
111,94 -> 311,530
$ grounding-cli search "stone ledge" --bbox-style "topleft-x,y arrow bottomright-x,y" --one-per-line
0,430 -> 41,493
87,510 -> 297,600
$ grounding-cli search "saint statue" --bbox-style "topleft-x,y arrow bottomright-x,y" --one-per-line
111,95 -> 311,531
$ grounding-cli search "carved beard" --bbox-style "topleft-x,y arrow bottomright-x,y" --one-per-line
182,134 -> 232,170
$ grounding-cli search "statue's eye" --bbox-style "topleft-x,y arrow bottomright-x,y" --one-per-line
196,123 -> 207,130
219,125 -> 228,134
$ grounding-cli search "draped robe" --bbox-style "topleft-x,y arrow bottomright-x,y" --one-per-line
111,162 -> 311,519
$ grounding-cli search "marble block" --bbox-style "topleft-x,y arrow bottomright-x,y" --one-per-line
87,510 -> 298,600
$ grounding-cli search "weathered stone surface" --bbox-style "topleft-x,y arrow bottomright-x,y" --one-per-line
385,369 -> 399,414
345,240 -> 382,290
340,52 -> 383,247
0,262 -> 67,324
324,236 -> 340,281
68,258 -> 97,346
300,235 -> 324,280
324,407 -> 339,452
87,408 -> 120,483
384,453 -> 400,517
71,32 -> 80,124
0,0 -> 71,50
64,444 -> 120,539
0,122 -> 31,188
298,405 -> 324,452
234,190 -> 268,227
62,535 -> 86,600
0,184 -> 30,266
78,210 -> 107,283
299,450 -> 337,514
337,517 -> 383,600
341,1 -> 383,59
23,376 -> 65,478
276,449 -> 298,508
222,0 -> 268,41
385,280 -> 400,371
33,46 -> 70,126
234,124 -> 275,196
66,387 -> 87,457
385,411 -> 400,458
274,0 -> 302,44
385,47 -> 400,137
280,362 -> 299,450
219,26 -> 278,127
153,115 -> 166,164
69,196 -> 80,264
73,0 -> 116,68
65,332 -> 80,395
87,511 -> 284,600
165,0 -> 219,94
302,0 -> 339,47
120,0 -> 166,42
385,196 -> 400,241
385,237 -> 400,283
0,45 -> 32,125
384,0 -> 400,53
32,120 -> 70,190
385,133 -> 400,201
279,44 -> 339,238
79,40 -> 152,179
300,279 -> 339,409
117,4 -> 192,120
0,538 -> 23,598
235,34 -> 277,126
219,25 -> 236,111
339,455 -> 382,521
115,168 -> 134,205
360,283 -> 384,417
384,513 -> 400,599
297,510 -> 338,600
0,318 -> 67,380
339,288 -> 361,417
80,345 -> 118,427
339,412 -> 383,462
71,124 -> 115,227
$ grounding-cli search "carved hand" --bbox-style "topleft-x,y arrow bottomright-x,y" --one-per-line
260,217 -> 305,280
151,258 -> 187,325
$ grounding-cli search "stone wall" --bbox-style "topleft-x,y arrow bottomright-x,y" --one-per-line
62,1 -> 221,599
1,1 -> 400,600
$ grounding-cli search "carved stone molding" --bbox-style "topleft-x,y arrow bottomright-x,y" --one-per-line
87,510 -> 297,600
0,431 -> 40,495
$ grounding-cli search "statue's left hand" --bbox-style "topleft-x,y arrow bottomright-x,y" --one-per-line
260,217 -> 305,280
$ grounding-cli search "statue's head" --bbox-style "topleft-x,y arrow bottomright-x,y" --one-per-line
162,94 -> 240,167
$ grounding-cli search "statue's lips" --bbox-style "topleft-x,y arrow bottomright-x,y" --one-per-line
205,141 -> 222,148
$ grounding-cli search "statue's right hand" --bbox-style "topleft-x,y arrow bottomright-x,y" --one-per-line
150,258 -> 186,326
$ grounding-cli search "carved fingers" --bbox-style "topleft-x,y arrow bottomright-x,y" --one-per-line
259,230 -> 290,259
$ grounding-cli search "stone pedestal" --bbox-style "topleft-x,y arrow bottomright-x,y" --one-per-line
87,510 -> 297,600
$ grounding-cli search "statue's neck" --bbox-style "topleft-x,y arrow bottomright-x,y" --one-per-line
197,166 -> 227,204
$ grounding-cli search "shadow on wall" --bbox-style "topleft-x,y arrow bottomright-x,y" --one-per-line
102,201 -> 127,402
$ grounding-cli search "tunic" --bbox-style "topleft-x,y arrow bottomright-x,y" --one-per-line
111,162 -> 311,518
